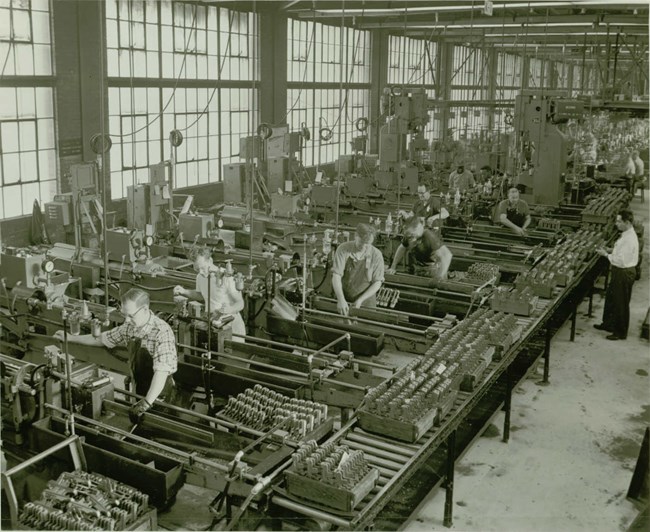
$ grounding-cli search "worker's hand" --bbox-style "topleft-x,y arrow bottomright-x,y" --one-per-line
53,330 -> 65,342
515,227 -> 526,236
129,398 -> 151,424
386,267 -> 396,275
352,299 -> 363,309
595,247 -> 608,257
336,299 -> 350,316
173,285 -> 187,297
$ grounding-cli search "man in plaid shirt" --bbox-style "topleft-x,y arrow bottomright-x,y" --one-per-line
55,288 -> 177,422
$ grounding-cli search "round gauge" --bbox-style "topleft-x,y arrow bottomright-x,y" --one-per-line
217,218 -> 224,228
144,235 -> 154,247
42,260 -> 55,273
305,197 -> 311,206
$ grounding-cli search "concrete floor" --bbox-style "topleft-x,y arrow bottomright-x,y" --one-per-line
404,191 -> 650,532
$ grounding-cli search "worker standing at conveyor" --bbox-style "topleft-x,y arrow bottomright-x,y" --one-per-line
448,162 -> 475,193
494,187 -> 532,236
54,288 -> 178,421
331,223 -> 385,316
399,183 -> 449,229
387,216 -> 453,282
594,209 -> 639,341
174,247 -> 246,342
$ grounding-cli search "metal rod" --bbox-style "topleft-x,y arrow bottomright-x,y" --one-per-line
3,435 -> 81,477
62,317 -> 75,435
502,365 -> 512,443
272,496 -> 350,528
345,432 -> 415,457
314,295 -> 439,322
570,303 -> 577,342
304,308 -> 426,336
542,325 -> 551,384
310,332 -> 350,358
443,430 -> 456,528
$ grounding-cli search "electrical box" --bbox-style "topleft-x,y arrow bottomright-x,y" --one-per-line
337,155 -> 354,175
0,252 -> 46,289
284,132 -> 303,154
268,157 -> 289,193
379,133 -> 403,163
551,99 -> 584,123
223,163 -> 247,203
45,199 -> 72,226
271,193 -> 301,217
127,185 -> 149,230
105,228 -> 141,262
179,213 -> 214,240
376,170 -> 396,189
70,163 -> 97,193
401,166 -> 419,194
149,163 -> 168,185
240,136 -> 263,159
310,185 -> 339,208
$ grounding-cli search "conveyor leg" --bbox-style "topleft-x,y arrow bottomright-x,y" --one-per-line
587,283 -> 594,318
570,303 -> 577,342
443,430 -> 456,528
539,326 -> 551,385
502,366 -> 512,443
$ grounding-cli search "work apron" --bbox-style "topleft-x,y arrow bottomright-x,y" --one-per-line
341,255 -> 377,308
506,207 -> 526,228
128,338 -> 176,403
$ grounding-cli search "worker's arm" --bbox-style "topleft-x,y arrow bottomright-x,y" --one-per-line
522,214 -> 532,231
224,277 -> 245,313
387,244 -> 407,274
331,273 -> 349,315
145,370 -> 170,404
353,280 -> 382,308
499,213 -> 525,236
53,331 -> 103,346
174,285 -> 203,301
433,245 -> 452,280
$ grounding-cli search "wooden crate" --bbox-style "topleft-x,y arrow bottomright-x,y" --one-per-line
357,405 -> 438,444
460,357 -> 490,392
491,296 -> 536,316
435,389 -> 458,426
284,467 -> 379,512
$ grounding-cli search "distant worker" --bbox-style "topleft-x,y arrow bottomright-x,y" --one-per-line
54,288 -> 178,422
632,150 -> 645,190
400,183 -> 449,228
331,223 -> 385,316
594,209 -> 639,341
495,187 -> 531,236
174,247 -> 246,342
387,216 -> 452,282
448,163 -> 475,193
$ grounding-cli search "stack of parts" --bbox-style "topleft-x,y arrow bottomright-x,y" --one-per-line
220,384 -> 328,439
19,471 -> 149,531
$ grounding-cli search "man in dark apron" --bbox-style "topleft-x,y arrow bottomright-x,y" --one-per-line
55,288 -> 178,423
331,224 -> 385,315
495,187 -> 531,236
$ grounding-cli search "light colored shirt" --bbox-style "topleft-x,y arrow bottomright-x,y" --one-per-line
196,267 -> 244,315
624,158 -> 636,177
102,313 -> 177,373
608,227 -> 639,269
449,170 -> 475,193
331,241 -> 385,284
633,156 -> 644,177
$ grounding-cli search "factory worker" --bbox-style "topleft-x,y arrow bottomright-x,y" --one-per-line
174,247 -> 246,342
495,187 -> 531,236
404,183 -> 449,228
594,209 -> 639,341
387,216 -> 452,282
54,288 -> 178,422
448,163 -> 475,193
632,150 -> 644,178
331,223 -> 385,316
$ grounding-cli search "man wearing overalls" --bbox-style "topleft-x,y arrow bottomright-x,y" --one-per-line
331,223 -> 385,316
55,288 -> 178,422
495,187 -> 531,236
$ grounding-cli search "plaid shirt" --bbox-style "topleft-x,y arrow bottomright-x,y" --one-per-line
101,312 -> 177,374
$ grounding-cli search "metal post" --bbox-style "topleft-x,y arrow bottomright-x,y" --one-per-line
587,282 -> 594,318
443,430 -> 456,528
503,365 -> 512,443
570,303 -> 577,342
62,316 -> 75,435
541,325 -> 551,385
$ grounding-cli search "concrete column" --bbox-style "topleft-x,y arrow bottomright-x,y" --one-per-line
520,54 -> 530,91
486,48 -> 498,131
369,30 -> 389,154
437,41 -> 453,141
259,8 -> 287,126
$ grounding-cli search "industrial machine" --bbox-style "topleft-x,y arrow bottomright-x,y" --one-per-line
126,162 -> 174,236
513,92 -> 584,205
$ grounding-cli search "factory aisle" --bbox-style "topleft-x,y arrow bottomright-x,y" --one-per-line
404,192 -> 650,532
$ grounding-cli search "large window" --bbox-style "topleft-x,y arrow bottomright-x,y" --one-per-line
450,44 -> 488,101
1,0 -> 57,220
287,19 -> 370,167
387,35 -> 436,88
105,0 -> 259,199
528,57 -> 544,89
496,52 -> 522,102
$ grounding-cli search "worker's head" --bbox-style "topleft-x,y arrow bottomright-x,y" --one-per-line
456,163 -> 465,173
631,150 -> 640,159
190,246 -> 213,275
354,223 -> 376,252
403,216 -> 425,240
507,187 -> 520,203
416,184 -> 430,201
615,209 -> 634,232
121,288 -> 150,327
479,166 -> 492,180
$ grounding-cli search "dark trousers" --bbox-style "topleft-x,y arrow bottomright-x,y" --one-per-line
602,266 -> 636,338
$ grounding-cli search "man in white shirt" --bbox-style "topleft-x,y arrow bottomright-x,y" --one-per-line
632,150 -> 644,179
594,209 -> 639,340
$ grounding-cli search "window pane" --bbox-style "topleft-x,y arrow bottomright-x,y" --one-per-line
19,120 -> 36,150
37,118 -> 54,149
38,149 -> 56,180
35,88 -> 53,118
20,151 -> 38,182
22,181 -> 39,214
2,122 -> 19,152
13,9 -> 31,41
3,153 -> 21,184
32,11 -> 50,44
4,186 -> 22,218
